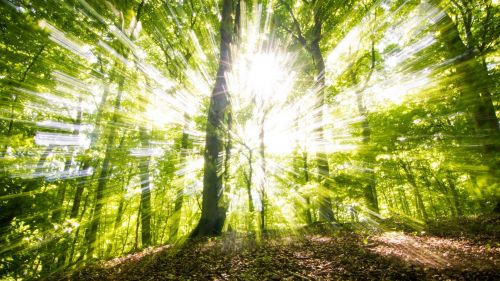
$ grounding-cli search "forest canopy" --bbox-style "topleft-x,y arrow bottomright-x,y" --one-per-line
0,0 -> 499,280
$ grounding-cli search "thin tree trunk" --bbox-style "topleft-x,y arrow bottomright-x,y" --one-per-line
70,162 -> 90,219
435,174 -> 457,217
243,146 -> 255,232
170,118 -> 190,241
446,173 -> 463,217
51,157 -> 71,222
134,200 -> 141,251
106,170 -> 132,257
68,191 -> 89,265
398,188 -> 411,216
421,176 -> 439,219
309,41 -> 334,222
70,57 -> 109,221
279,0 -> 335,222
380,186 -> 393,210
302,151 -> 313,224
52,104 -> 83,223
401,162 -> 428,221
259,111 -> 267,234
87,79 -> 124,257
355,38 -> 379,215
138,127 -> 152,247
121,208 -> 133,255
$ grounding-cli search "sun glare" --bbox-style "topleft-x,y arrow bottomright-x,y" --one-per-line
247,52 -> 292,101
229,49 -> 298,153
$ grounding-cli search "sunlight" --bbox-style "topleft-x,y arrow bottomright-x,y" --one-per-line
2,0 -> 499,278
228,39 -> 298,156
247,52 -> 291,101
230,49 -> 299,155
39,19 -> 97,64
366,72 -> 432,108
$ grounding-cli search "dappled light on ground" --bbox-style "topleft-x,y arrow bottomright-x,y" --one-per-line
369,231 -> 500,270
64,230 -> 500,281
103,245 -> 171,269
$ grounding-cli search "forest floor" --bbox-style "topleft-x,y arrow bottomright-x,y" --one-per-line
60,216 -> 499,281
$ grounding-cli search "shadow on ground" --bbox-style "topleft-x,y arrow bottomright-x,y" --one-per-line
56,218 -> 500,281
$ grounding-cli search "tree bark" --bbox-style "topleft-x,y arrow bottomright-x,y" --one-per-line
259,114 -> 267,233
302,151 -> 313,224
309,41 -> 335,222
401,162 -> 428,222
70,57 -> 110,221
87,79 -> 124,257
190,0 -> 233,238
243,146 -> 255,232
170,120 -> 189,240
279,0 -> 337,222
436,3 -> 500,212
354,37 -> 379,215
138,127 -> 152,247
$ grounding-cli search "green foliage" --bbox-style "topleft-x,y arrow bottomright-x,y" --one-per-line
0,0 -> 498,279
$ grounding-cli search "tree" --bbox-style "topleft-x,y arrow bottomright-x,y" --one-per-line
276,0 -> 357,222
191,0 -> 235,237
433,0 -> 499,212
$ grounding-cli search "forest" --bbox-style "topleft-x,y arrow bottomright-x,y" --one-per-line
0,0 -> 499,280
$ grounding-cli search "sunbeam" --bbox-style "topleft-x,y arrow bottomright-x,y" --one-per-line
0,0 -> 499,279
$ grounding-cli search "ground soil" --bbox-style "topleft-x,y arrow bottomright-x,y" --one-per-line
57,224 -> 499,281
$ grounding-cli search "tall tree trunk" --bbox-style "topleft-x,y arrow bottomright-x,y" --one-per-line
309,40 -> 335,222
436,3 -> 500,212
421,175 -> 439,218
170,119 -> 190,241
51,158 -> 71,223
398,188 -> 411,216
280,0 -> 336,222
134,201 -> 141,251
401,162 -> 428,222
302,151 -> 313,224
138,127 -> 152,247
354,38 -> 379,215
68,191 -> 90,265
46,153 -> 75,271
70,57 -> 109,220
87,79 -> 124,257
243,146 -> 255,232
70,162 -> 90,219
106,170 -> 131,257
259,113 -> 267,234
446,173 -> 463,217
52,102 -> 83,223
434,174 -> 457,217
190,0 -> 233,238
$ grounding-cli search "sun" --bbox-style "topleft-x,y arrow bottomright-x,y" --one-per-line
228,48 -> 298,153
247,52 -> 292,102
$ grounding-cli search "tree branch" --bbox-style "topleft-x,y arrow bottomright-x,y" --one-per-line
279,0 -> 308,47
